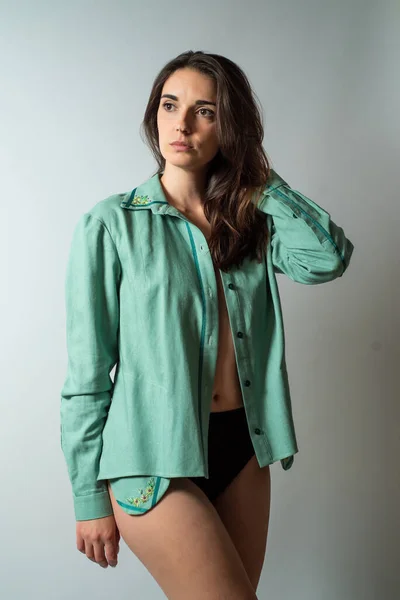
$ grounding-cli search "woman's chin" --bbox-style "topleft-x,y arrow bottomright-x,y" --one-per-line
165,153 -> 200,168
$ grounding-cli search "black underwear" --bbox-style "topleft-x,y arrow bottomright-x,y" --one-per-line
188,406 -> 256,503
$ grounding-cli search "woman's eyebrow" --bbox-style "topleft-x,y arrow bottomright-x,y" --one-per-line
160,94 -> 216,106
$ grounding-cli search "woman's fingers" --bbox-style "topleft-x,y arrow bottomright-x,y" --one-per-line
104,539 -> 118,567
83,539 -> 118,568
92,540 -> 110,568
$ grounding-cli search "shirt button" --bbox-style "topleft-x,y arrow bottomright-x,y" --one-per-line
237,331 -> 243,338
254,428 -> 262,435
244,380 -> 251,387
228,283 -> 235,290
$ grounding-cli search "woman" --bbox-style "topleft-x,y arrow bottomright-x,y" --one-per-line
60,50 -> 354,598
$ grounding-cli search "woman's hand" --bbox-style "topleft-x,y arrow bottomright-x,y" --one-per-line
76,515 -> 120,568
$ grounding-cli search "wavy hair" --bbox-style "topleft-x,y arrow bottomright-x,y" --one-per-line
140,50 -> 272,272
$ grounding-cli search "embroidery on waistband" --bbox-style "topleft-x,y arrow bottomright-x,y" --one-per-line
126,476 -> 156,507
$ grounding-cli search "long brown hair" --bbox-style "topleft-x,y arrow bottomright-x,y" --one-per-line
140,50 -> 272,272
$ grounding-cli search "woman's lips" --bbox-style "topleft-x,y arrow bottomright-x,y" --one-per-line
170,143 -> 193,150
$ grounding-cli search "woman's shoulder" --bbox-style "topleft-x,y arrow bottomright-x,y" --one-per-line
67,187 -> 138,248
86,189 -> 132,223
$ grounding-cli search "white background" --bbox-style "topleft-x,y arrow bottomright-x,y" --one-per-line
1,0 -> 399,598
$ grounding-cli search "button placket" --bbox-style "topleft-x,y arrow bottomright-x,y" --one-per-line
225,279 -> 266,449
226,281 -> 253,392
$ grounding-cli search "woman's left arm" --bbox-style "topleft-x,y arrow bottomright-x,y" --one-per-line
257,169 -> 355,285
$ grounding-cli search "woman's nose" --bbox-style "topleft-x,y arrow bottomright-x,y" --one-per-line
176,121 -> 190,133
177,123 -> 189,133
176,113 -> 192,132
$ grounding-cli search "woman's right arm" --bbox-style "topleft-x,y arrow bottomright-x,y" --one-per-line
60,212 -> 121,522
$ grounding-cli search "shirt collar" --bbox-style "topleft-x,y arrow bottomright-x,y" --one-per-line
120,172 -> 177,216
120,171 -> 270,215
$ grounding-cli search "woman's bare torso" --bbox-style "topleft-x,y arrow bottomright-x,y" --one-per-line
181,209 -> 244,413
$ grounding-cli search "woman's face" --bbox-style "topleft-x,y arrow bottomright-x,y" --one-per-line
157,68 -> 220,172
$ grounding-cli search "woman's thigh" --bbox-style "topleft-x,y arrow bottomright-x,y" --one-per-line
108,477 -> 258,600
213,456 -> 271,591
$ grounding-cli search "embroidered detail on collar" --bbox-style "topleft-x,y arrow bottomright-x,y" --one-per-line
132,194 -> 150,205
126,476 -> 156,507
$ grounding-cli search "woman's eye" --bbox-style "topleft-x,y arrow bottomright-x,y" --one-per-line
198,108 -> 215,118
162,102 -> 214,118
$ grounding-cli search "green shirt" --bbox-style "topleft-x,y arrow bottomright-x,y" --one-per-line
60,168 -> 354,521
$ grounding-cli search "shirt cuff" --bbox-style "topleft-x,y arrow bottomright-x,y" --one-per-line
73,489 -> 114,521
